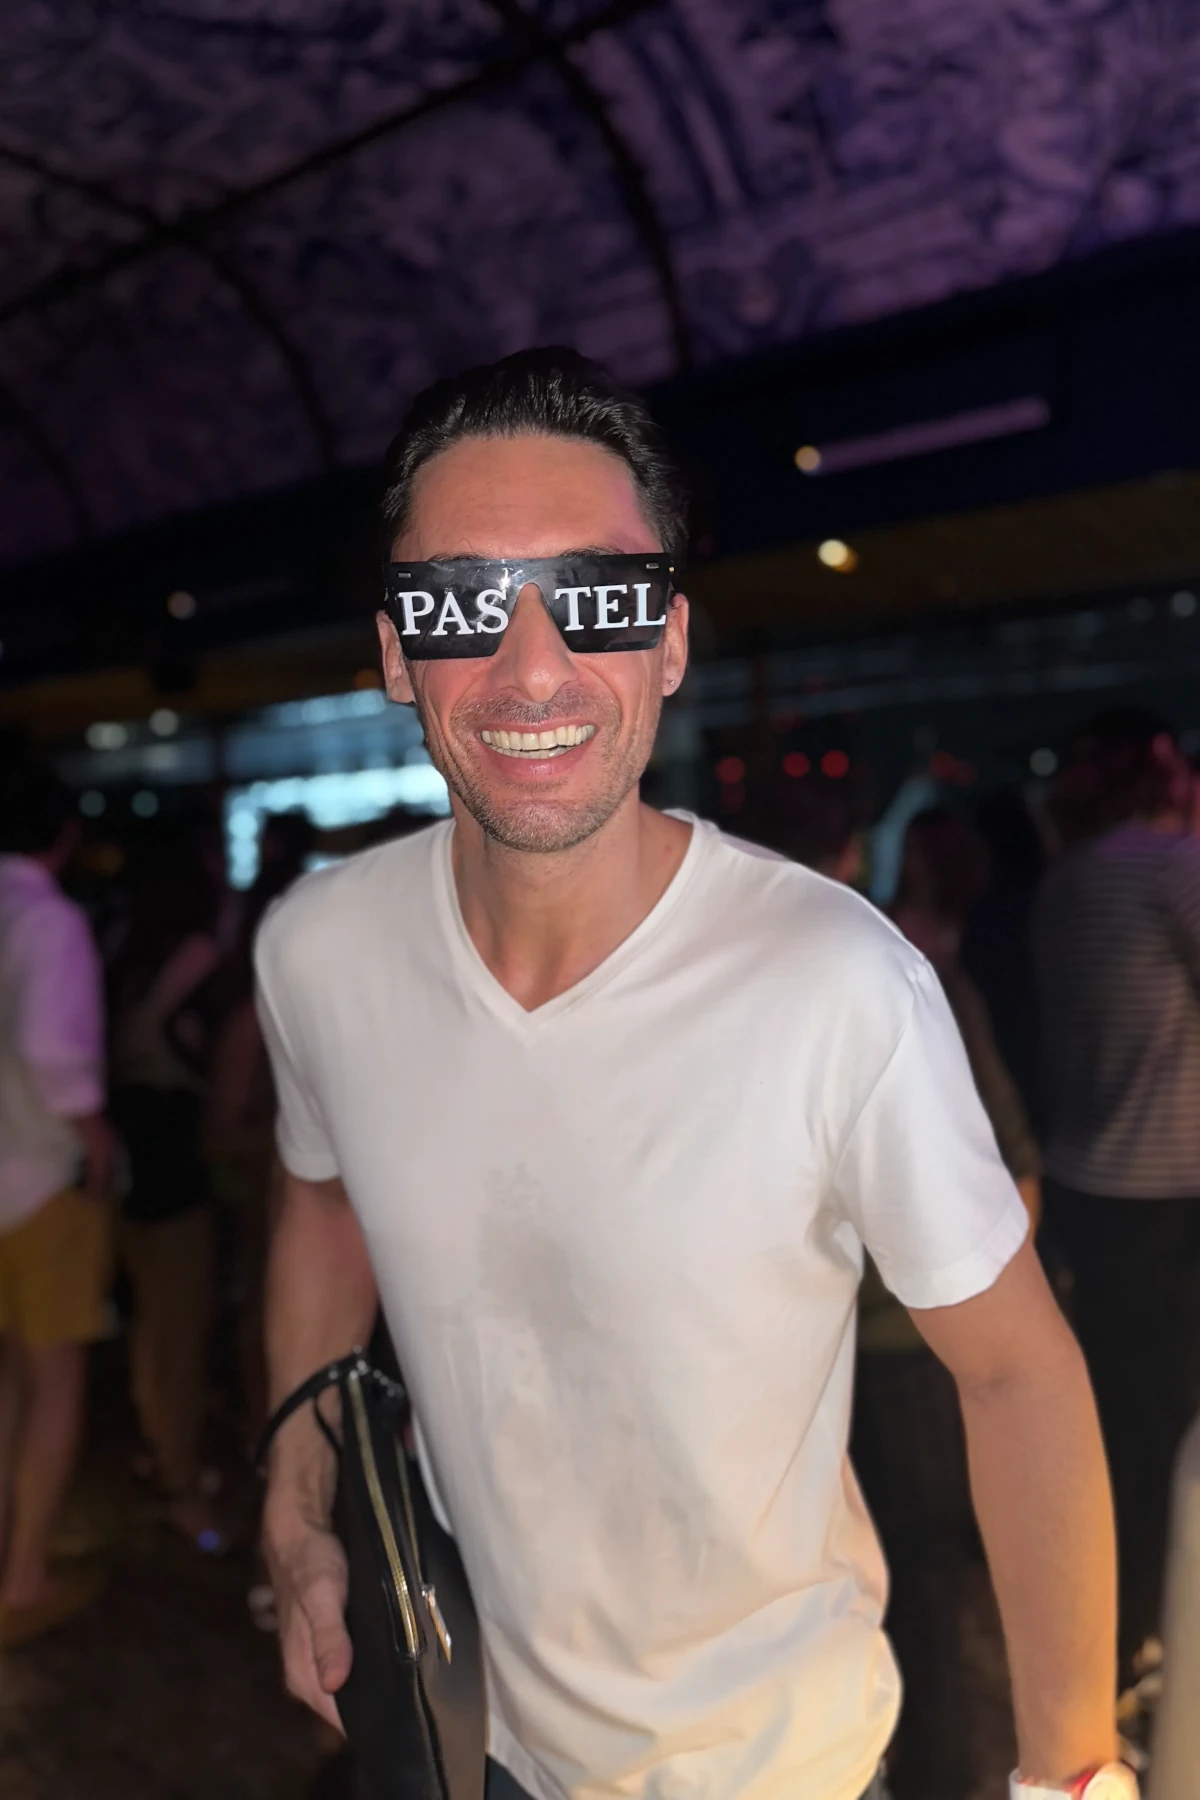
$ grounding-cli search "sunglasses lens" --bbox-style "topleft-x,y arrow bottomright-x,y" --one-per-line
544,562 -> 670,651
386,577 -> 512,659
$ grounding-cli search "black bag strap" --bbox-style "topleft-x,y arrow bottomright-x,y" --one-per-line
255,1350 -> 407,1473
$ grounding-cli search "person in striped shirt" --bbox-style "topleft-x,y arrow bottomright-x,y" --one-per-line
1034,708 -> 1200,1697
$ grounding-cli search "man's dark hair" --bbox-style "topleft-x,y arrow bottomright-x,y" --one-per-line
381,347 -> 688,557
0,760 -> 76,856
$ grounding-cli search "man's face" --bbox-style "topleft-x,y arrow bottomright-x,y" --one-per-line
376,434 -> 689,854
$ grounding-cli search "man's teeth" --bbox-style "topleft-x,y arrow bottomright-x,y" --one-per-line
480,724 -> 597,758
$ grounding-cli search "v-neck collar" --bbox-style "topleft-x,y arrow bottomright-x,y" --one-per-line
432,811 -> 707,1033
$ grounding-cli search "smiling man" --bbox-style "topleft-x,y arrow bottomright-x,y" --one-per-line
258,350 -> 1130,1800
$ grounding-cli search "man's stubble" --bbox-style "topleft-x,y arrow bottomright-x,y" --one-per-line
411,679 -> 660,855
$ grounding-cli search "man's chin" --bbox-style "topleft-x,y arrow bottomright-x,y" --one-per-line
458,786 -> 618,855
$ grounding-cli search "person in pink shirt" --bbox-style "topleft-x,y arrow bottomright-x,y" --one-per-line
0,761 -> 115,1646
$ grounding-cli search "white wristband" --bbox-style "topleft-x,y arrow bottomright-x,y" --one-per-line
1010,1767 -> 1138,1800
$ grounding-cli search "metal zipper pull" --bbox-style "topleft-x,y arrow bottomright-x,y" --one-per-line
347,1372 -> 420,1656
423,1584 -> 453,1662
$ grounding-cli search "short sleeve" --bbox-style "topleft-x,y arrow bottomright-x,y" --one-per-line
254,919 -> 340,1184
832,959 -> 1029,1311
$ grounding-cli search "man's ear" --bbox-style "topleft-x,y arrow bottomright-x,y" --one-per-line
376,610 -> 415,705
661,594 -> 689,695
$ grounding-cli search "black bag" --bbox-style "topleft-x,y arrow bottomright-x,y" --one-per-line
259,1352 -> 486,1800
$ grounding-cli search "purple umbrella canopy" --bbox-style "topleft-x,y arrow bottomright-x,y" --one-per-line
0,0 -> 1198,563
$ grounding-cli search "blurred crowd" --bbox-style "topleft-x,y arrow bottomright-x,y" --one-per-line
0,772 -> 320,1639
0,770 -> 427,1650
0,707 -> 1198,1799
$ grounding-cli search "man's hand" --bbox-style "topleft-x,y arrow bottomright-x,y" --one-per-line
265,1502 -> 353,1731
71,1112 -> 117,1203
262,1166 -> 378,1727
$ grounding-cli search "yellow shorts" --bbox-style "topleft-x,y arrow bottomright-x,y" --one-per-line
0,1188 -> 112,1350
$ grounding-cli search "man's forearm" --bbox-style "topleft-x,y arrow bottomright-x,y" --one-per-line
959,1339 -> 1118,1781
264,1167 -> 379,1521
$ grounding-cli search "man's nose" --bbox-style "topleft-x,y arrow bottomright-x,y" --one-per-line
485,583 -> 575,702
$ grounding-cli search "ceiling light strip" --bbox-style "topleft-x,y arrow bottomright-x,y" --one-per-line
799,395 -> 1051,476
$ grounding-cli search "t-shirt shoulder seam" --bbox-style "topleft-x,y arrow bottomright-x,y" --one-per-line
709,827 -> 918,946
828,957 -> 929,1183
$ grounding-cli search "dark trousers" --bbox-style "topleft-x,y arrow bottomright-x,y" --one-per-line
1043,1181 -> 1200,1681
851,1348 -> 975,1800
486,1768 -> 533,1800
319,1743 -> 887,1797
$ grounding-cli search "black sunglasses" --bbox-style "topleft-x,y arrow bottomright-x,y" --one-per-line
383,553 -> 678,660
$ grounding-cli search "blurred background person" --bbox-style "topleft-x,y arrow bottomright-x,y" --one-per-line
108,830 -> 224,1553
205,811 -> 315,1451
766,776 -> 866,886
961,789 -> 1049,1141
1034,708 -> 1200,1700
890,804 -> 986,957
892,806 -> 1043,1215
0,761 -> 113,1645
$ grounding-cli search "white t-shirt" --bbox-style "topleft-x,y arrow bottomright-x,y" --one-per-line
257,816 -> 1027,1800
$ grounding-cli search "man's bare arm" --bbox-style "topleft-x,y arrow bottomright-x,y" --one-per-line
262,1165 -> 378,1729
909,1237 -> 1117,1784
